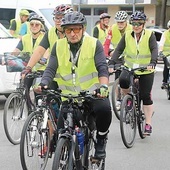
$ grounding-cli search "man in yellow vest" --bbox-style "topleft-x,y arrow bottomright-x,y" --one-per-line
9,9 -> 30,38
103,10 -> 132,58
35,11 -> 112,162
158,20 -> 170,89
93,13 -> 111,45
109,11 -> 158,136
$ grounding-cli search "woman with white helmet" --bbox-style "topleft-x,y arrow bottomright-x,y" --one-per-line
103,11 -> 132,58
159,20 -> 170,89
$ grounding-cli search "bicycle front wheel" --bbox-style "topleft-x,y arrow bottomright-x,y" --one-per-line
20,111 -> 50,170
111,78 -> 123,120
52,137 -> 71,170
120,95 -> 137,148
3,92 -> 28,145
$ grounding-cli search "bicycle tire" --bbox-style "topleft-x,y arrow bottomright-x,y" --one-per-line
120,95 -> 137,148
137,110 -> 146,139
111,78 -> 122,120
20,111 -> 50,170
3,92 -> 28,145
52,137 -> 71,170
166,88 -> 170,100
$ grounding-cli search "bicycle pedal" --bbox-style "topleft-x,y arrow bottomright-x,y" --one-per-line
90,157 -> 101,164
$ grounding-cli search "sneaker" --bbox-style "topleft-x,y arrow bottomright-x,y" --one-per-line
94,137 -> 107,160
144,124 -> 152,136
161,82 -> 167,89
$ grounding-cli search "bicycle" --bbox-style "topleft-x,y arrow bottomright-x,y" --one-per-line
51,90 -> 105,170
161,54 -> 170,100
3,71 -> 42,145
119,66 -> 147,148
20,88 -> 60,170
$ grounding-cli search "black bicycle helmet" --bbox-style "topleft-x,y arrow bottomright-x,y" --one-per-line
100,13 -> 111,19
61,11 -> 87,27
130,11 -> 146,21
53,4 -> 73,16
29,15 -> 45,25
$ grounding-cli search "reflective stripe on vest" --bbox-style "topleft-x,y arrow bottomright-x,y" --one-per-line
54,36 -> 99,94
111,23 -> 132,48
48,27 -> 59,52
124,29 -> 154,75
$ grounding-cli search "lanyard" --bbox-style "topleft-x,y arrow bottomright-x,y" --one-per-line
69,45 -> 81,86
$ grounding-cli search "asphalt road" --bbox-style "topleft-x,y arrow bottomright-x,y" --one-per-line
0,64 -> 170,170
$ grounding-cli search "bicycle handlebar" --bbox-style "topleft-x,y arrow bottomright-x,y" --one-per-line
41,88 -> 98,102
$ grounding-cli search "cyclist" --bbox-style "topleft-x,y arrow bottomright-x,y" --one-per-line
9,9 -> 30,38
34,11 -> 112,161
93,12 -> 111,45
22,4 -> 73,77
108,11 -> 158,135
12,14 -> 48,100
159,20 -> 170,89
103,10 -> 132,58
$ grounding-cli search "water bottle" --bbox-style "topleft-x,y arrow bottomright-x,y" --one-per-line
52,101 -> 59,118
75,126 -> 84,155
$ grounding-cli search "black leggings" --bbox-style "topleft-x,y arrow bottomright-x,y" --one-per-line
57,97 -> 112,136
163,57 -> 169,83
119,70 -> 154,105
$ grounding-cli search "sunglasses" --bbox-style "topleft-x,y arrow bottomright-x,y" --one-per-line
64,27 -> 82,34
53,17 -> 63,21
131,22 -> 144,27
30,22 -> 41,27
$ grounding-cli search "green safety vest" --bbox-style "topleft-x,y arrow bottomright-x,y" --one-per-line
54,36 -> 100,95
124,29 -> 154,75
163,30 -> 170,56
22,32 -> 46,71
111,23 -> 132,48
10,19 -> 21,38
96,25 -> 109,45
48,27 -> 59,52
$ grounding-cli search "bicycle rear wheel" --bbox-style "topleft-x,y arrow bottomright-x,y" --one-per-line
52,137 -> 71,170
20,111 -> 50,170
111,78 -> 123,120
3,92 -> 28,145
120,95 -> 137,148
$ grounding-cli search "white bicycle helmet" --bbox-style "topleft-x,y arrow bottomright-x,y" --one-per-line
167,20 -> 170,28
115,11 -> 128,22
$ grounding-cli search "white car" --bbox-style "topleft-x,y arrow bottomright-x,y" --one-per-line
0,23 -> 20,97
